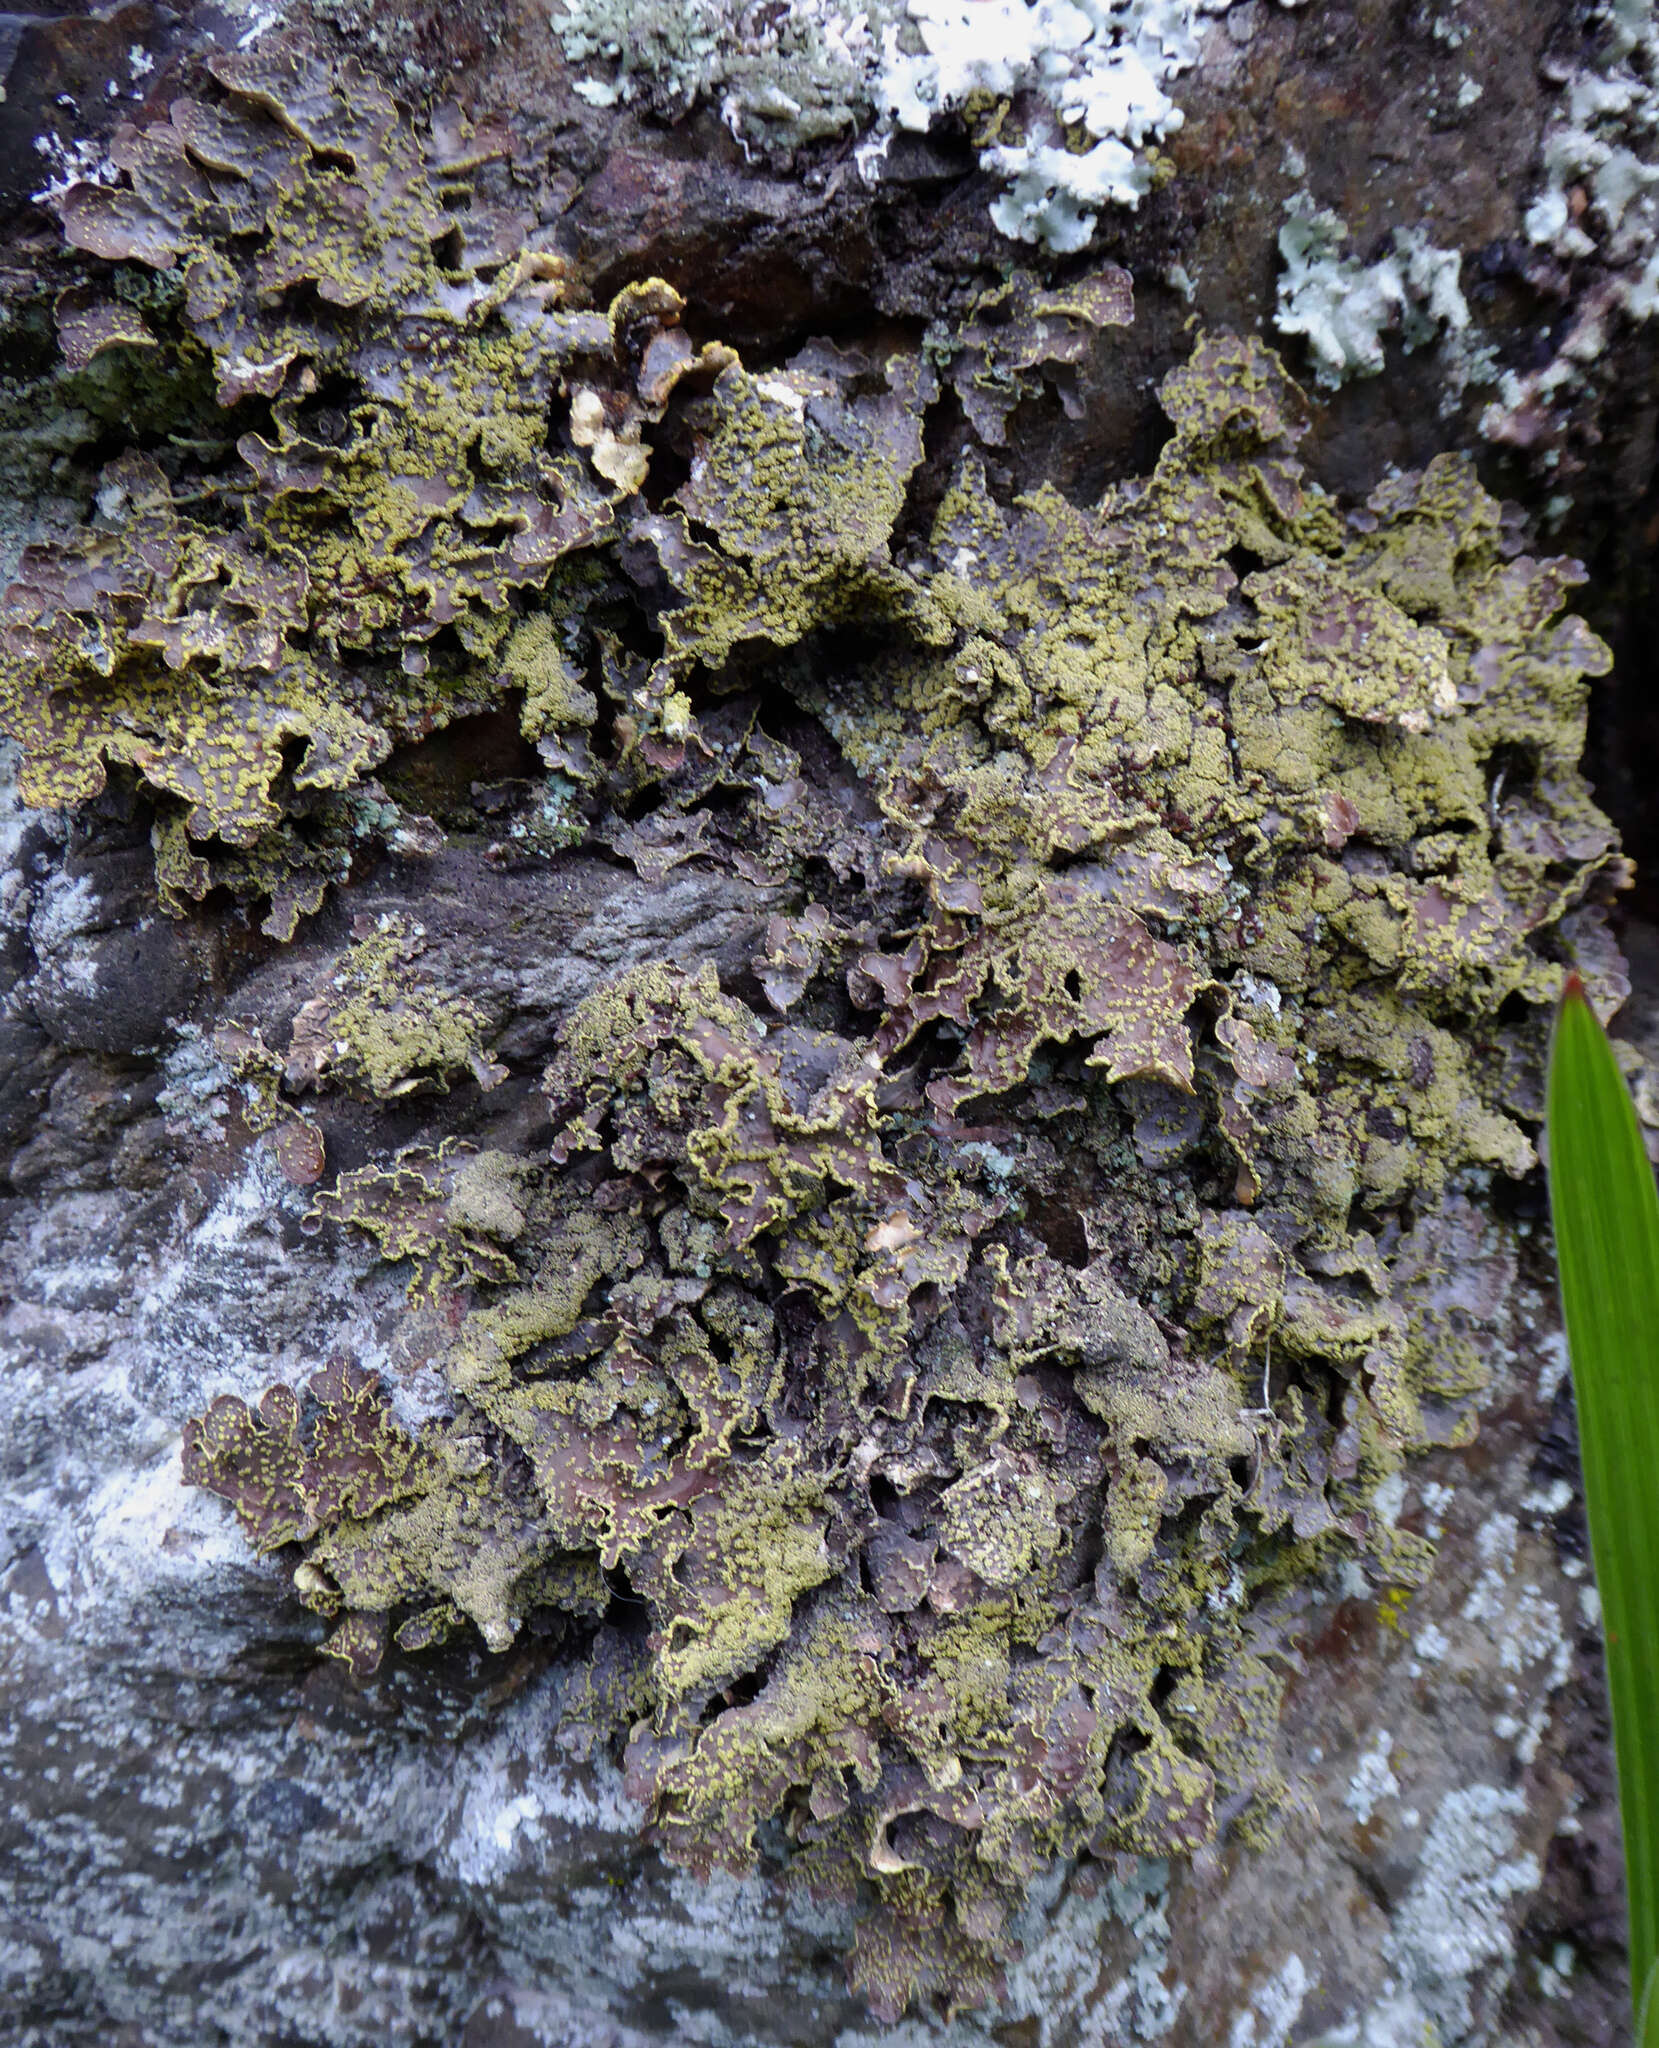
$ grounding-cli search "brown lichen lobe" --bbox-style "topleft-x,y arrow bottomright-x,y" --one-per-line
22,37 -> 1626,2028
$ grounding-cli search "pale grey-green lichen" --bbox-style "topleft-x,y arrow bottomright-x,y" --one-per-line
554,0 -> 878,136
1486,0 -> 1659,445
1275,194 -> 1474,389
554,0 -> 1281,251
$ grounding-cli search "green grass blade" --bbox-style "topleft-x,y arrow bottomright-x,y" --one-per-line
1644,1959 -> 1659,2048
1548,977 -> 1659,2023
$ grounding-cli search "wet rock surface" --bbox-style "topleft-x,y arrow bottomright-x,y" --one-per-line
1,1 -> 1656,2043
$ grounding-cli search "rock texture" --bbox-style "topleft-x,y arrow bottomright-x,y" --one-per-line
2,1 -> 1656,2043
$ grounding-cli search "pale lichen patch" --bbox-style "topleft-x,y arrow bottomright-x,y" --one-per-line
1275,194 -> 1476,390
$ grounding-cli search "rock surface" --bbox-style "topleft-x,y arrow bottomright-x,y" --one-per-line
2,1 -> 1655,2043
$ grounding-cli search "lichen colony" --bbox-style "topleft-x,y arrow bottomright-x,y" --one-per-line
0,40 -> 1626,2023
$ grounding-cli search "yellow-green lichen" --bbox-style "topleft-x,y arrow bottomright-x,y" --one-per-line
284,915 -> 506,1099
39,40 -> 1622,2031
305,1142 -> 526,1302
0,44 -> 716,931
181,307 -> 1615,2009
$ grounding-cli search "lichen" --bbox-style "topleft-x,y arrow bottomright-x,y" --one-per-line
1274,194 -> 1474,389
1383,1784 -> 1542,2039
190,317 -> 1614,2015
1483,0 -> 1659,448
15,36 -> 1623,2029
1523,0 -> 1659,283
941,264 -> 1134,444
0,42 -> 720,931
553,0 -> 1281,252
553,0 -> 879,138
283,913 -> 507,1098
305,1142 -> 526,1301
869,0 -> 1245,249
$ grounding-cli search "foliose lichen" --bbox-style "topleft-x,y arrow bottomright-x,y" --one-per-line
8,36 -> 1626,2028
0,40 -> 727,932
1484,0 -> 1659,450
554,0 -> 1288,252
282,913 -> 508,1099
1274,194 -> 1474,390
